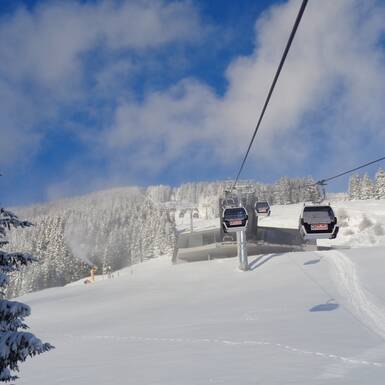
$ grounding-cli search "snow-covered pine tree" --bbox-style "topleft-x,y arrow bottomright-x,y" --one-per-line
348,174 -> 362,200
374,168 -> 385,200
301,177 -> 321,203
360,173 -> 374,200
0,207 -> 53,382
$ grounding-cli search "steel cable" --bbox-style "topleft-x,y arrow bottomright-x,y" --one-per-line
232,0 -> 309,190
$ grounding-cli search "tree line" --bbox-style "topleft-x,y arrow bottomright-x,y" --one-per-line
7,170 -> 383,300
348,168 -> 385,200
6,187 -> 177,298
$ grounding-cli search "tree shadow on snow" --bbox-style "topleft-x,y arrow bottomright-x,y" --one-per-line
309,300 -> 339,312
304,258 -> 321,265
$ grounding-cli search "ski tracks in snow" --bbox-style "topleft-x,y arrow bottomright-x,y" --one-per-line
58,333 -> 384,368
325,250 -> 385,341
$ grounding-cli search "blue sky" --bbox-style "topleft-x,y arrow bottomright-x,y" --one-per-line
1,0 -> 385,206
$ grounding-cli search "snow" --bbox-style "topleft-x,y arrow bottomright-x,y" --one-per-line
11,199 -> 385,384
14,248 -> 385,384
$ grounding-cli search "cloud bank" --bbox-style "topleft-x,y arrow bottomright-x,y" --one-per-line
98,0 -> 385,181
1,0 -> 385,200
0,0 -> 205,164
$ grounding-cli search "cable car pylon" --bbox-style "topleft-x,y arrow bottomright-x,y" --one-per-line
226,0 -> 308,270
220,186 -> 253,271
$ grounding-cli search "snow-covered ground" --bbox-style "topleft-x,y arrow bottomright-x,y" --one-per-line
16,245 -> 385,385
13,199 -> 385,385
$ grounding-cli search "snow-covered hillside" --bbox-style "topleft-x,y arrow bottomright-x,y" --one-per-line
4,177 -> 328,298
6,187 -> 176,298
16,246 -> 385,385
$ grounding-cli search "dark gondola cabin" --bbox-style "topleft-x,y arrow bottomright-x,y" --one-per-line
255,201 -> 271,217
222,207 -> 248,233
299,205 -> 339,240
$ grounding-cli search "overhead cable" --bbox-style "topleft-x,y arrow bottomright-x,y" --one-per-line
314,155 -> 385,186
232,0 -> 309,190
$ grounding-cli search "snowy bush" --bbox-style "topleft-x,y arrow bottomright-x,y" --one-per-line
359,215 -> 374,231
343,229 -> 354,236
373,223 -> 385,236
336,208 -> 349,227
337,208 -> 348,221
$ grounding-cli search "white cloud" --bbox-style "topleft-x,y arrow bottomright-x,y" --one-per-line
2,0 -> 385,196
0,0 -> 204,87
102,80 -> 217,170
99,0 -> 385,179
0,0 -> 206,165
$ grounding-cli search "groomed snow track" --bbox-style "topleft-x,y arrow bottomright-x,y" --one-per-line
326,251 -> 385,341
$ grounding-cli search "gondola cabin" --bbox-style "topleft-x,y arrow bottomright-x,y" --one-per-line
255,201 -> 271,217
222,207 -> 248,233
223,197 -> 237,207
299,205 -> 339,240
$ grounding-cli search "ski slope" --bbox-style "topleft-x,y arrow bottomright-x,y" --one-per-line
16,245 -> 385,385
